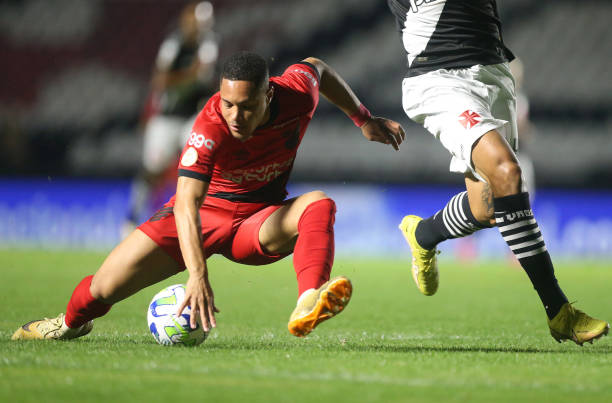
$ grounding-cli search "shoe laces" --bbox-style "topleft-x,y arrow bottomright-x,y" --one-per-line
560,302 -> 597,331
38,313 -> 65,337
416,248 -> 439,270
568,303 -> 594,326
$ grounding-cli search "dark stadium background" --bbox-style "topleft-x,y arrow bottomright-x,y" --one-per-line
1,0 -> 611,256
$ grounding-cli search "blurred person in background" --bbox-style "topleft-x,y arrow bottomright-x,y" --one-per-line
124,1 -> 219,235
12,52 -> 405,341
0,110 -> 28,174
388,0 -> 608,345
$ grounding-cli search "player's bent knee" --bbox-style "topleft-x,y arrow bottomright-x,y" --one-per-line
490,161 -> 522,196
298,197 -> 336,228
305,193 -> 335,214
498,162 -> 522,186
303,190 -> 329,204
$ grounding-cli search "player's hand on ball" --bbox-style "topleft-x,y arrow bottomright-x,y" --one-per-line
361,117 -> 405,151
177,269 -> 219,331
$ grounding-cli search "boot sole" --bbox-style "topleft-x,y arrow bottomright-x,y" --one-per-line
288,277 -> 352,337
550,322 -> 610,346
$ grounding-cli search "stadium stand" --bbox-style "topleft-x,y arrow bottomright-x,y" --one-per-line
0,0 -> 610,186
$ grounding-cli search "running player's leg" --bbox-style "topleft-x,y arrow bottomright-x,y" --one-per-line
399,177 -> 494,295
398,66 -> 508,295
464,175 -> 496,225
409,175 -> 494,250
472,129 -> 609,344
231,191 -> 351,337
12,230 -> 182,341
472,128 -> 569,315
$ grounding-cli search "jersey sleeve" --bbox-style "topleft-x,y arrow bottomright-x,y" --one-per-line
278,62 -> 320,112
177,113 -> 225,182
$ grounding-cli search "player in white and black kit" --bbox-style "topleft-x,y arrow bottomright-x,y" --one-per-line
388,0 -> 609,345
126,2 -> 219,231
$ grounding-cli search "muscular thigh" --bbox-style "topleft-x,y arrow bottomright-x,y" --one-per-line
138,200 -> 235,267
258,191 -> 329,254
91,229 -> 182,304
403,64 -> 517,182
230,191 -> 330,263
228,204 -> 289,265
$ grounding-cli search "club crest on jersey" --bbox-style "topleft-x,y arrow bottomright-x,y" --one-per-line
188,132 -> 215,150
458,110 -> 482,129
181,147 -> 198,167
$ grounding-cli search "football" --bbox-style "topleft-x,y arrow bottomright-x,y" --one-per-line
147,284 -> 208,346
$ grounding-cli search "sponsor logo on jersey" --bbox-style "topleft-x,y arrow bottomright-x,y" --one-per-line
458,110 -> 482,129
293,68 -> 318,87
407,0 -> 440,13
220,157 -> 294,184
181,147 -> 198,167
188,132 -> 215,150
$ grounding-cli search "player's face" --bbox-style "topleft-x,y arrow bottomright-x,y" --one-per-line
219,79 -> 272,141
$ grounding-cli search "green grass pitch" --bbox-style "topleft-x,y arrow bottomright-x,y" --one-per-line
1,249 -> 611,402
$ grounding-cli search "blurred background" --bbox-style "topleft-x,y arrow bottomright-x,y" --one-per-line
1,0 -> 611,258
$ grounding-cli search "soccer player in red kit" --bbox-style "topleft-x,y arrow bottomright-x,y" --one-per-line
12,52 -> 405,340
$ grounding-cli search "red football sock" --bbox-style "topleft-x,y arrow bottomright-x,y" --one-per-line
293,198 -> 336,296
65,275 -> 112,328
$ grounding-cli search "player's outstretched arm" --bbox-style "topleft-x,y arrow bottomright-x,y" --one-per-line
302,57 -> 405,150
174,175 -> 219,331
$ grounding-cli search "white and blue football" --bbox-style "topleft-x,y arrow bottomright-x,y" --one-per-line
147,284 -> 208,346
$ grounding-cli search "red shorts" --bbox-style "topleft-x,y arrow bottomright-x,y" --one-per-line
139,196 -> 289,269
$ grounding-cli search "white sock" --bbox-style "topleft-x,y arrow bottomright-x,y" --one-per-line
61,317 -> 73,331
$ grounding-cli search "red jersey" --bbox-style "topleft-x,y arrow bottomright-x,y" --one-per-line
172,62 -> 320,204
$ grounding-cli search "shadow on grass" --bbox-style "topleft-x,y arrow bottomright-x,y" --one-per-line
5,333 -> 610,355
338,343 -> 612,354
196,339 -> 612,355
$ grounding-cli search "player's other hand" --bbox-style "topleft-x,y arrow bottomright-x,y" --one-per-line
361,117 -> 405,151
177,269 -> 220,331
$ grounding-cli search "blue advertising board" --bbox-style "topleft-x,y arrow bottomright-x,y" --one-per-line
0,178 -> 130,250
1,178 -> 611,259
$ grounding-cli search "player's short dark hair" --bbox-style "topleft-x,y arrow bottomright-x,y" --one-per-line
220,51 -> 269,90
